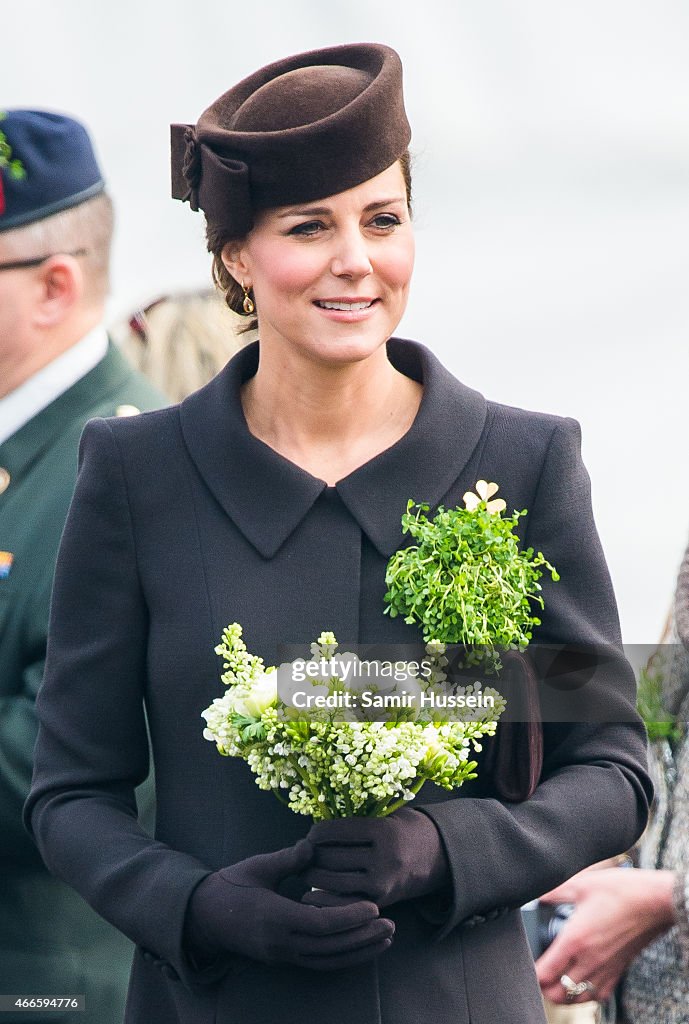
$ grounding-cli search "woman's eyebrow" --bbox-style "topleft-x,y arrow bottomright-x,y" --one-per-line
363,198 -> 407,211
277,197 -> 406,219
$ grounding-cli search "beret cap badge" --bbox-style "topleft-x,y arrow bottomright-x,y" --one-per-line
0,112 -> 27,217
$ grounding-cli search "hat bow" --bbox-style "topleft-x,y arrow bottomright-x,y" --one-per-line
171,122 -> 252,236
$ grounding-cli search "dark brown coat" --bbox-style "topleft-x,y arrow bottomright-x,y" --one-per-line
25,339 -> 651,1024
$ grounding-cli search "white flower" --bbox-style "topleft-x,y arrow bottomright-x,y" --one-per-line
275,661 -> 307,708
226,670 -> 277,718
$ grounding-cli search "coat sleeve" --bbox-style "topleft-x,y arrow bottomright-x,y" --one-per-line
416,417 -> 653,933
23,417 -> 222,989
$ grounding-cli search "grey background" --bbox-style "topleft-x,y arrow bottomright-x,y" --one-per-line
5,0 -> 689,642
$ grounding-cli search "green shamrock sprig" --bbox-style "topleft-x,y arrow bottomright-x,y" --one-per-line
0,112 -> 27,182
384,482 -> 559,656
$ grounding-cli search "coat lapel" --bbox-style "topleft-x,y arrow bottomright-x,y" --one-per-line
179,343 -> 327,559
179,338 -> 488,559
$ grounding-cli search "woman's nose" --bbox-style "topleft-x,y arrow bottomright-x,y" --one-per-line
330,229 -> 373,279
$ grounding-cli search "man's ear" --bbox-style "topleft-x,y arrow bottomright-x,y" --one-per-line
221,242 -> 251,289
33,255 -> 83,328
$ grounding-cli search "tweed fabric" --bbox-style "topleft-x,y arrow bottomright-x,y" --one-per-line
621,539 -> 689,1022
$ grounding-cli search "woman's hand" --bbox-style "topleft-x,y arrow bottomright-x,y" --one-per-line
184,839 -> 394,971
301,809 -> 449,908
536,868 -> 677,1004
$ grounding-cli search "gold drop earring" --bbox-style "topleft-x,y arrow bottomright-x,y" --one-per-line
241,281 -> 255,315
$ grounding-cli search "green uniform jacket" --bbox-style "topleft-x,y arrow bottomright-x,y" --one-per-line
0,343 -> 165,1023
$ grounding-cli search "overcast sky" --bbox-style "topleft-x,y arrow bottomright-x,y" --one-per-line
5,0 -> 689,641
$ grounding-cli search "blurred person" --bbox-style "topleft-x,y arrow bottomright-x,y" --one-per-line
536,544 -> 689,1022
0,110 -> 164,1022
24,45 -> 650,1024
111,289 -> 248,402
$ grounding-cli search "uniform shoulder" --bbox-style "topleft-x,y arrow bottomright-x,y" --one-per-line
85,346 -> 167,418
105,365 -> 167,415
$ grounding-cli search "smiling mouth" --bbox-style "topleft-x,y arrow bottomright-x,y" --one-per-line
314,299 -> 378,311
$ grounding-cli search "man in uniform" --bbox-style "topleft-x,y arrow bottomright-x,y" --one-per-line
0,110 -> 164,1020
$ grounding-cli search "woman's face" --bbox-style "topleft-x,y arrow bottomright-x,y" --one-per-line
223,162 -> 414,368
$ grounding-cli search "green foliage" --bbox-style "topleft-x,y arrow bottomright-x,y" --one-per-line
0,114 -> 26,180
637,658 -> 682,744
231,714 -> 267,744
384,499 -> 559,653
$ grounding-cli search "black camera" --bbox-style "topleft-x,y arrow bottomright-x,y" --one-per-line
522,900 -> 574,958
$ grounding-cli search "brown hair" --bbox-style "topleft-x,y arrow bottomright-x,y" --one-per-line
207,152 -> 413,333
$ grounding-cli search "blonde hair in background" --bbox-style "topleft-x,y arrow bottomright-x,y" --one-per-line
1,193 -> 114,306
112,289 -> 251,403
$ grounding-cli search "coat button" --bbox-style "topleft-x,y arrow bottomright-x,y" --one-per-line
0,468 -> 10,494
115,404 -> 141,417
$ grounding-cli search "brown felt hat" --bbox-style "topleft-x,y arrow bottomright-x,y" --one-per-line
170,42 -> 411,239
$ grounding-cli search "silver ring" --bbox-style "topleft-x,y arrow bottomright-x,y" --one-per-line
560,974 -> 595,1002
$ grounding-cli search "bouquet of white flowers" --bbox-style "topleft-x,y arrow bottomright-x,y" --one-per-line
201,482 -> 556,819
202,626 -> 505,820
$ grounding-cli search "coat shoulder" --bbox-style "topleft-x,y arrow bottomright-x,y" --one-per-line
100,399 -> 180,435
486,398 -> 580,438
483,398 -> 582,463
79,403 -> 185,485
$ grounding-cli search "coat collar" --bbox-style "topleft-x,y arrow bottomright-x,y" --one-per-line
0,342 -> 137,479
179,338 -> 487,559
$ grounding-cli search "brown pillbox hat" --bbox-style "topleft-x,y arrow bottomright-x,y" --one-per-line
170,42 -> 411,239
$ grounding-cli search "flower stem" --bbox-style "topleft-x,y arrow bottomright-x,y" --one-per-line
378,775 -> 428,817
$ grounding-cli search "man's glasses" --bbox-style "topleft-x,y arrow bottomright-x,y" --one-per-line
0,248 -> 88,272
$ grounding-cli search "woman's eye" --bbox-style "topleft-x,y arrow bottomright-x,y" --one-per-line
289,221 -> 324,236
370,213 -> 401,230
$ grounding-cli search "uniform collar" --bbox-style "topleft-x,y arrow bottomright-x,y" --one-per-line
179,338 -> 487,559
0,342 -> 135,478
0,325 -> 108,445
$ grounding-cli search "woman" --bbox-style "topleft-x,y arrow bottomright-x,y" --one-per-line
537,543 -> 689,1023
25,43 -> 651,1024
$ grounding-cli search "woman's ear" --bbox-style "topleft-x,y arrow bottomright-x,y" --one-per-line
221,242 -> 250,289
